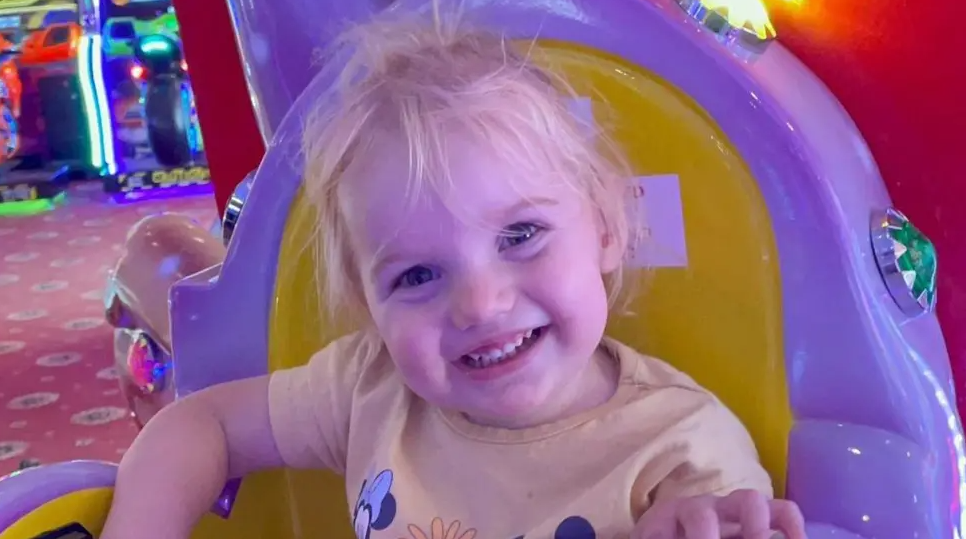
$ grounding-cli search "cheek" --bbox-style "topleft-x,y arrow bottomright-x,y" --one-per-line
376,306 -> 427,359
373,303 -> 449,382
526,239 -> 610,324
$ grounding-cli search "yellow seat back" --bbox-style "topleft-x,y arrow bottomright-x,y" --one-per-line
259,42 -> 791,539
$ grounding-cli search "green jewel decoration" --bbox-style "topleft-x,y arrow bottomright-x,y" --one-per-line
892,221 -> 937,307
871,208 -> 938,316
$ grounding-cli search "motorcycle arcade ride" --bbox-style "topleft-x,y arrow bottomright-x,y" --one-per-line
102,33 -> 209,202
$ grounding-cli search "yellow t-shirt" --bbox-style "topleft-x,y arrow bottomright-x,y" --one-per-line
268,332 -> 772,539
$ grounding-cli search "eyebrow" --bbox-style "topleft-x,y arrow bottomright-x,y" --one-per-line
498,196 -> 559,218
368,196 -> 559,279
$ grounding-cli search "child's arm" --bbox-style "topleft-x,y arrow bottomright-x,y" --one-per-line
654,402 -> 773,500
632,397 -> 804,538
100,333 -> 365,538
100,375 -> 282,539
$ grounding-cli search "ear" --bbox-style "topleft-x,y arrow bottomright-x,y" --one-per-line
599,225 -> 624,274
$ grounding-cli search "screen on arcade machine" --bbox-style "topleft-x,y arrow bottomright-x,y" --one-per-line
102,0 -> 209,196
102,0 -> 178,52
101,0 -> 178,148
0,15 -> 21,45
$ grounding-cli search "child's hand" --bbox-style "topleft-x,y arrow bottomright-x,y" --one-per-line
632,489 -> 806,539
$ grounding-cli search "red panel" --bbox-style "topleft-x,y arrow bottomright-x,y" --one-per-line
171,0 -> 265,214
771,1 -> 966,409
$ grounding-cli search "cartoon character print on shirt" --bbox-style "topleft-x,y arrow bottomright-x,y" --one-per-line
511,515 -> 630,539
400,513 -> 630,539
401,517 -> 477,539
353,469 -> 398,539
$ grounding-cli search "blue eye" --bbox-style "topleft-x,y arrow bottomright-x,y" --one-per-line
499,222 -> 543,251
394,266 -> 437,289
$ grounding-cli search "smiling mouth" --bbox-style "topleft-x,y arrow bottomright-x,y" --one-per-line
460,326 -> 546,369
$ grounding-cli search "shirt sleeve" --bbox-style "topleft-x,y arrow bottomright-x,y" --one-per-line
653,398 -> 774,501
267,332 -> 370,475
630,391 -> 775,519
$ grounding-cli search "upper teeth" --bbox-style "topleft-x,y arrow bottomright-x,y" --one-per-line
467,329 -> 534,364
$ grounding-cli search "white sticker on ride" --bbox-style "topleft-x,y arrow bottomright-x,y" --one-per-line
626,175 -> 688,268
566,99 -> 686,268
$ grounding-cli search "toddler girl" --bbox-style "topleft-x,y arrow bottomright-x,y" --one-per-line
102,6 -> 806,539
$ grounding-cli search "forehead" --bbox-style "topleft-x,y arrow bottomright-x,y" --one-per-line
339,131 -> 579,249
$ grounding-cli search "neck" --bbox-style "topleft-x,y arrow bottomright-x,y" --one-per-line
466,347 -> 620,430
556,347 -> 620,419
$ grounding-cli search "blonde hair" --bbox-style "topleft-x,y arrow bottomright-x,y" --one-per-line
301,4 -> 638,328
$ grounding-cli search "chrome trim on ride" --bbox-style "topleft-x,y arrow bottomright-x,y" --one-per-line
871,208 -> 938,317
675,0 -> 776,56
222,170 -> 256,246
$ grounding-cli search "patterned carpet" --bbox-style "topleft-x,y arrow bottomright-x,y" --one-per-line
0,181 -> 217,477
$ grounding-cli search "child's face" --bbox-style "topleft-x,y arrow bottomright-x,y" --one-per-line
341,131 -> 622,428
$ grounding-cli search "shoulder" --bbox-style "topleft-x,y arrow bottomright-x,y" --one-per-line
307,331 -> 390,378
601,339 -> 769,497
311,330 -> 383,365
266,330 -> 400,471
603,337 -> 708,396
602,337 -> 756,452
291,330 -> 397,391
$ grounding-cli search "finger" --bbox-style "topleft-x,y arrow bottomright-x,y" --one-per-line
718,522 -> 743,539
631,502 -> 679,539
631,518 -> 677,539
677,496 -> 721,538
769,500 -> 806,539
631,521 -> 676,539
715,490 -> 771,537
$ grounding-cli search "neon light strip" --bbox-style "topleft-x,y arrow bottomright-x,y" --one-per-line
76,35 -> 103,169
89,0 -> 116,174
111,183 -> 213,205
0,192 -> 66,216
91,34 -> 117,174
0,4 -> 77,15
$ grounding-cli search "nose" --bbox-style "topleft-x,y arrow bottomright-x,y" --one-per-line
449,269 -> 515,330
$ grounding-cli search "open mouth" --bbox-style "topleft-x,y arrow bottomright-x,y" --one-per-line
460,326 -> 546,370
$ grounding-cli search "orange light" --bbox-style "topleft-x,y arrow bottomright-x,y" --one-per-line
180,60 -> 188,72
699,0 -> 777,39
130,64 -> 145,79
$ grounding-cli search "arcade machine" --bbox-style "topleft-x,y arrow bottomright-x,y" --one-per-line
0,28 -> 28,213
168,0 -> 262,213
94,0 -> 210,203
0,3 -> 103,215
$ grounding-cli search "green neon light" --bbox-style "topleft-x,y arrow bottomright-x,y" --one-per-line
91,35 -> 117,174
139,39 -> 172,55
0,192 -> 66,216
76,35 -> 103,169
